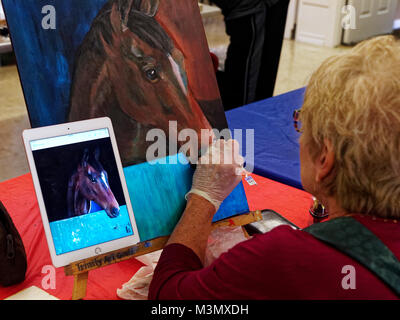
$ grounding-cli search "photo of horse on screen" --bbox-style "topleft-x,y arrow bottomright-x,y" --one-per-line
67,148 -> 121,219
33,139 -> 126,223
31,137 -> 136,255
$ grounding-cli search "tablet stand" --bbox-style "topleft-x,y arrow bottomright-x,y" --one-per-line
64,211 -> 262,300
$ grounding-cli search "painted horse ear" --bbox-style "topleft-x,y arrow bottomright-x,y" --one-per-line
94,147 -> 101,162
137,0 -> 159,17
110,2 -> 124,34
118,0 -> 159,31
82,149 -> 90,168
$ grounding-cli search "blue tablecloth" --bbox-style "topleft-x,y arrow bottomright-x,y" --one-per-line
226,87 -> 306,190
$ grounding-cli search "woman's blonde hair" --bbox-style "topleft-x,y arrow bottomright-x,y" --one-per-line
300,35 -> 400,219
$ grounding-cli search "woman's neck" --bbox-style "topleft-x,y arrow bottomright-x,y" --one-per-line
320,196 -> 351,220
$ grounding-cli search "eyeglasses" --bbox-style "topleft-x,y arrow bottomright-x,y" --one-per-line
293,109 -> 302,133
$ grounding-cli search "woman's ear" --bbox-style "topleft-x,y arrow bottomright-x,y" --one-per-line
315,139 -> 335,183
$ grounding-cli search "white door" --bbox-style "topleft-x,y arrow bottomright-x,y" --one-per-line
0,2 -> 5,21
295,0 -> 346,47
343,0 -> 399,44
285,0 -> 299,39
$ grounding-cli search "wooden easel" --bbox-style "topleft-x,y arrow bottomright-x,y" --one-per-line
64,211 -> 262,300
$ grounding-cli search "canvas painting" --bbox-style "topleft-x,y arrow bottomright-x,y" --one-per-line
3,0 -> 250,241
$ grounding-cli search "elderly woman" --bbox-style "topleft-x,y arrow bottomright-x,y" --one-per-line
148,35 -> 400,299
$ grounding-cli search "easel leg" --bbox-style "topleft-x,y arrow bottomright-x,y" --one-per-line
72,272 -> 88,300
241,226 -> 250,239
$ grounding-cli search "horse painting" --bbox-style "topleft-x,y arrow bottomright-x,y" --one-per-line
68,0 -> 214,166
67,148 -> 120,219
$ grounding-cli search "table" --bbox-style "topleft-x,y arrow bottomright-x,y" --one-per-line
226,87 -> 306,190
0,172 -> 312,300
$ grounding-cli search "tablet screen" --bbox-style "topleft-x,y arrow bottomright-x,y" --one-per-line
30,128 -> 135,255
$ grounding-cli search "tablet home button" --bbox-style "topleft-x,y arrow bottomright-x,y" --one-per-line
95,247 -> 102,255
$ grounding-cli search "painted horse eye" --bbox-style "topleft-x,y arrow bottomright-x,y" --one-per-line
145,68 -> 159,83
87,173 -> 97,183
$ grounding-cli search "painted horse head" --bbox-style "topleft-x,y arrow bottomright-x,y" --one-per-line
68,0 -> 213,165
67,148 -> 120,218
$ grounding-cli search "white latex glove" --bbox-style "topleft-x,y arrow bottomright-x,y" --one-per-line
186,139 -> 245,211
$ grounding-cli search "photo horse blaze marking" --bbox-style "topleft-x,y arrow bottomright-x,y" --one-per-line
68,0 -> 213,166
67,148 -> 120,219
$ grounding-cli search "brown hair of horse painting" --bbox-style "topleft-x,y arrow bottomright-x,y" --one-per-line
68,0 -> 213,165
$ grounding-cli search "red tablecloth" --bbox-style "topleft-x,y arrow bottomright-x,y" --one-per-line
242,174 -> 314,229
0,173 -> 312,300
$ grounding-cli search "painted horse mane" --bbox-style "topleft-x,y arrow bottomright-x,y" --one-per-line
68,0 -> 213,166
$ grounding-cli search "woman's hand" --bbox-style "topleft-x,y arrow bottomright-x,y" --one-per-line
166,139 -> 245,263
187,139 -> 245,211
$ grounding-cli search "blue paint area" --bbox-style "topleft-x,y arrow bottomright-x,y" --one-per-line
123,153 -> 249,241
214,182 -> 249,222
50,205 -> 133,255
123,154 -> 192,241
3,0 -> 109,126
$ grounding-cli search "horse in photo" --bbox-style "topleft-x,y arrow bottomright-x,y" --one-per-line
67,148 -> 120,219
68,0 -> 213,165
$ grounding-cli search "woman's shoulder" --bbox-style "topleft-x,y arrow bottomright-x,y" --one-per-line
234,215 -> 400,262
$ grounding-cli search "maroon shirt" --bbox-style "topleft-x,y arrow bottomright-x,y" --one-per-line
148,215 -> 400,300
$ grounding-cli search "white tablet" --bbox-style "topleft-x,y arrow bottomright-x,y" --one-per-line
23,117 -> 140,268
